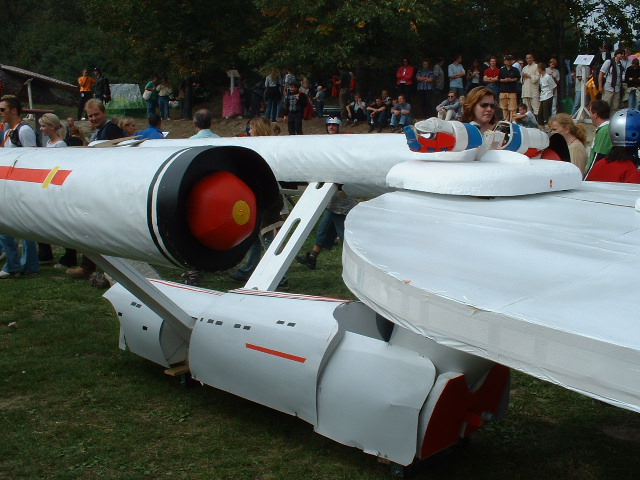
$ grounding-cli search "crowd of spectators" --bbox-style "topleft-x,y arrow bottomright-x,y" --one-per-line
1,45 -> 639,282
246,47 -> 636,137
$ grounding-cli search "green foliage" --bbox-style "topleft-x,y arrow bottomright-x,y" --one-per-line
0,1 -> 638,100
242,0 -> 434,74
0,0 -> 106,83
81,0 -> 259,83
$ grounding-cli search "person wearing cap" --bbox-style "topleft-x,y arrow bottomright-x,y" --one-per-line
586,108 -> 640,183
499,55 -> 520,121
296,117 -> 357,270
282,81 -> 308,135
93,67 -> 111,103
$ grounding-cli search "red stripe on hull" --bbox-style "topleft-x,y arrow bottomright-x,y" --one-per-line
246,343 -> 307,363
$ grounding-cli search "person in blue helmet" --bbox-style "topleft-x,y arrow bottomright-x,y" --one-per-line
325,115 -> 342,134
586,108 -> 640,183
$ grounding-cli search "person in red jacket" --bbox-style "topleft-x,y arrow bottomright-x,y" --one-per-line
396,58 -> 415,103
586,109 -> 640,183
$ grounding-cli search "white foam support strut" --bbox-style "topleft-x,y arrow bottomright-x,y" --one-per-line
88,254 -> 195,340
245,182 -> 338,291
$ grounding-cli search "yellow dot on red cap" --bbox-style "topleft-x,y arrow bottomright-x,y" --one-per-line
233,200 -> 251,225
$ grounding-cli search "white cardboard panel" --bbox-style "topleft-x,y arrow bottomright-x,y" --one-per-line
343,184 -> 640,411
386,157 -> 582,196
315,332 -> 435,465
188,291 -> 342,425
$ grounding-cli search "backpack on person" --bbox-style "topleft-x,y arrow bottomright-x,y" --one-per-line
10,122 -> 41,147
592,52 -> 612,90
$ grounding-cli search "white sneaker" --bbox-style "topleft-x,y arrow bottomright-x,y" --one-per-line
0,270 -> 15,279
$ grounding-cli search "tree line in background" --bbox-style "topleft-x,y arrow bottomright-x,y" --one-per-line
1,0 -> 638,99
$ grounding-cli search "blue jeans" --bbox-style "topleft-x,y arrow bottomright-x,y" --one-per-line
146,99 -> 158,118
265,98 -> 279,121
390,112 -> 412,127
158,96 -> 170,119
0,235 -> 39,274
572,89 -> 590,114
234,230 -> 287,280
235,234 -> 268,278
370,110 -> 388,129
316,211 -> 346,250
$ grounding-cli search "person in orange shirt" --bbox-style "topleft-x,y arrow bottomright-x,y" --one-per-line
77,68 -> 96,120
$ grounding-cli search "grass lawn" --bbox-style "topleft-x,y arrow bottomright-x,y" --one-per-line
2,240 -> 640,479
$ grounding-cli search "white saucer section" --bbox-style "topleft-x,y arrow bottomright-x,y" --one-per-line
387,153 -> 583,196
342,182 -> 640,412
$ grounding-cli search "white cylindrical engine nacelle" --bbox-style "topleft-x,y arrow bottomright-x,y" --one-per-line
0,146 -> 279,270
139,134 -> 419,197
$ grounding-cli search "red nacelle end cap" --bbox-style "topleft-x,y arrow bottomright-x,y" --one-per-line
186,171 -> 257,250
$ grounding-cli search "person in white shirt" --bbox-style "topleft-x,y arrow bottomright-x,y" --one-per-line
599,48 -> 625,111
538,62 -> 557,129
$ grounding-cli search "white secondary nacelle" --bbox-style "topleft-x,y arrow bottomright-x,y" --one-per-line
104,278 -> 507,465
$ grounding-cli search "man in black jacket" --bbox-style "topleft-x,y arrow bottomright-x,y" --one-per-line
85,98 -> 125,142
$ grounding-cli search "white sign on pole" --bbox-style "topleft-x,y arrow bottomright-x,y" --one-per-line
574,54 -> 594,66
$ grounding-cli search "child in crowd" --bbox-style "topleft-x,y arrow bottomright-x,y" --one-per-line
455,95 -> 465,121
537,61 -> 556,130
315,86 -> 325,118
514,103 -> 540,128
346,93 -> 367,125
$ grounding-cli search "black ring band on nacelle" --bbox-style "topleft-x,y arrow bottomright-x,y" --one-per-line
148,146 -> 280,271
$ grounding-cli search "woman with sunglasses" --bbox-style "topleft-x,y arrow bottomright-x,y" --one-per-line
461,86 -> 498,133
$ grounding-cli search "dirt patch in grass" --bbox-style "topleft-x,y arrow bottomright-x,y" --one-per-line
602,425 -> 640,441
